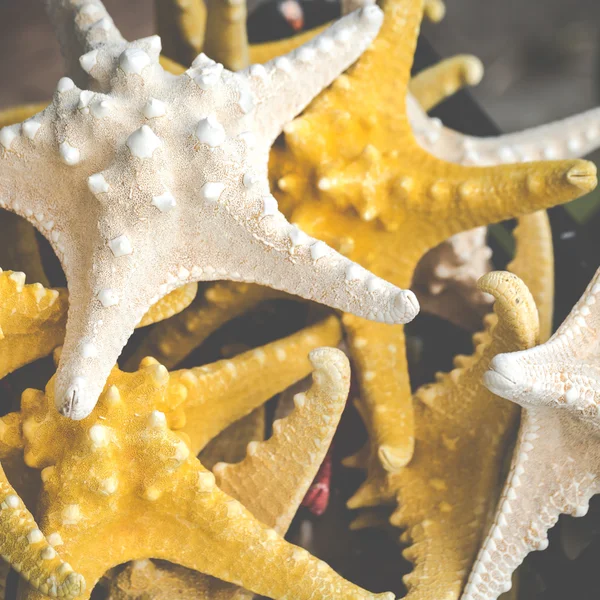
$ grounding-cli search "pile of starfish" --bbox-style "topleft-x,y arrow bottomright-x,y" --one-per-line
0,0 -> 600,598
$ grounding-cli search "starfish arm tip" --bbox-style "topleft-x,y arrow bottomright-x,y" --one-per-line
566,160 -> 597,192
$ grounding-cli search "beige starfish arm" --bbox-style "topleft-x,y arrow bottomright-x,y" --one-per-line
0,465 -> 85,599
44,0 -> 125,87
423,0 -> 446,21
461,410 -> 600,600
409,56 -> 484,112
171,315 -> 343,454
218,201 -> 419,325
125,283 -> 280,371
204,0 -> 249,71
251,6 -> 384,144
485,266 -> 600,414
0,271 -> 67,380
156,0 -> 206,66
343,316 -> 414,471
507,212 -> 554,342
213,347 -> 350,534
137,283 -> 198,328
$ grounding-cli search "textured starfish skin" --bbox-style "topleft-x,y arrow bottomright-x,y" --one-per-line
1,1 -> 422,420
346,210 -> 554,600
107,346 -> 350,600
0,270 -> 67,380
269,0 -> 595,471
15,351 -> 393,600
463,266 -> 600,600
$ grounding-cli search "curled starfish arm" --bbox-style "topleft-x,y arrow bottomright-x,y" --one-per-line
0,271 -> 67,380
204,0 -> 249,71
171,315 -> 343,454
388,272 -> 537,600
137,283 -> 198,328
461,411 -> 600,600
252,6 -> 384,144
214,347 -> 350,534
125,283 -> 280,371
44,0 -> 125,88
0,464 -> 85,599
156,0 -> 206,66
409,55 -> 484,112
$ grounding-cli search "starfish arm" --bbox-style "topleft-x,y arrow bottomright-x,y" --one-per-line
343,317 -> 414,472
252,6 -> 384,144
125,283 -> 280,371
462,107 -> 600,165
462,410 -> 600,600
507,212 -> 554,342
44,0 -> 125,87
0,464 -> 85,599
156,0 -> 206,66
408,56 -> 484,112
171,316 -> 342,454
424,0 -> 446,22
137,283 -> 198,328
217,198 -> 419,325
0,271 -> 67,380
213,347 -> 350,534
204,0 -> 249,71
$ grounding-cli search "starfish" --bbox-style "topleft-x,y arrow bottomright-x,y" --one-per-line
462,265 -> 600,600
269,0 -> 595,472
344,210 -> 553,600
9,343 -> 395,600
107,340 -> 348,600
0,1 -> 423,421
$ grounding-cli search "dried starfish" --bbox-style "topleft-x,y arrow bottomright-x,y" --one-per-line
271,0 -> 594,472
1,1 -> 422,420
0,269 -> 67,380
12,345 -> 393,600
463,266 -> 600,600
108,345 -> 350,600
345,210 -> 554,600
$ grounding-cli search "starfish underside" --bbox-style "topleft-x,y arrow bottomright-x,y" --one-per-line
1,0 -> 426,421
464,265 -> 600,600
344,210 -> 554,600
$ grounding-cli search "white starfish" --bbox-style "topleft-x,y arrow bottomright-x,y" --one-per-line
461,267 -> 600,600
0,0 -> 420,420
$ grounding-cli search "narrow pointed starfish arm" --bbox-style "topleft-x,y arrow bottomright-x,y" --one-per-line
20,367 -> 395,600
137,283 -> 198,328
342,316 -> 414,472
461,410 -> 600,600
349,507 -> 394,531
125,283 -> 281,371
387,271 -> 538,600
249,5 -> 384,144
44,0 -> 125,88
155,0 -> 206,66
213,347 -> 350,534
170,315 -> 342,454
408,55 -> 484,112
0,271 -> 67,380
199,408 -> 265,470
0,464 -> 85,599
204,0 -> 249,71
0,212 -> 49,288
506,211 -> 554,342
484,266 -> 600,417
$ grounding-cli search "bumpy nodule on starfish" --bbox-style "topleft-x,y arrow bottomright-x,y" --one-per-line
461,266 -> 600,600
0,0 -> 421,420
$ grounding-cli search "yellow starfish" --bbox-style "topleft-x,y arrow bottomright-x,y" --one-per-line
10,342 -> 393,600
345,210 -> 553,600
109,342 -> 350,600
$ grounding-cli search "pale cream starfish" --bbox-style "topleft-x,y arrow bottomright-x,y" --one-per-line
0,0 -> 420,420
462,267 -> 600,600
